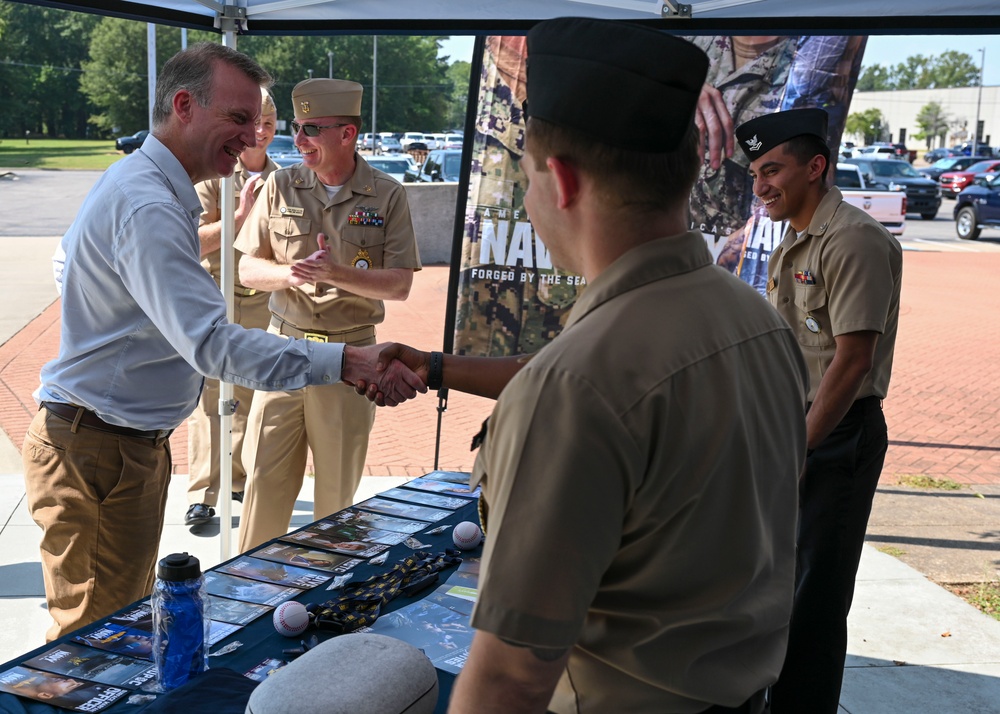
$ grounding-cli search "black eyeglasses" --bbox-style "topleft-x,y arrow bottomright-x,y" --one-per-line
291,121 -> 349,137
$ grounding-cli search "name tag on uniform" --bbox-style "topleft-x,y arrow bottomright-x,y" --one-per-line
280,206 -> 305,217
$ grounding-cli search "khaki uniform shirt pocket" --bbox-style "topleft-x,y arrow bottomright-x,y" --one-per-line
792,284 -> 834,348
267,215 -> 313,263
341,225 -> 385,270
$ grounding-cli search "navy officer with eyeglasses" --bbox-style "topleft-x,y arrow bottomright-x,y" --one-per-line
234,78 -> 421,552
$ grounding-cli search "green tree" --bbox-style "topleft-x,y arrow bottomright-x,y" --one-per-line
855,64 -> 892,92
80,19 -> 213,136
0,2 -> 97,138
913,101 -> 951,149
444,60 -> 472,131
858,50 -> 980,91
846,108 -> 888,145
929,50 -> 980,88
240,35 -> 451,134
891,55 -> 932,90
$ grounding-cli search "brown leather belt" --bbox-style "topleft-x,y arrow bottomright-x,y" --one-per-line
42,402 -> 173,441
269,316 -> 375,344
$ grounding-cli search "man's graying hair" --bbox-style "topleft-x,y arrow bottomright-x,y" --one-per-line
152,43 -> 272,130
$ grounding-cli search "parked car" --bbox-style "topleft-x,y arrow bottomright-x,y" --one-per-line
115,129 -> 149,154
858,143 -> 911,161
266,135 -> 301,167
938,160 -> 1000,198
923,147 -> 957,163
404,149 -> 462,183
440,134 -> 463,150
367,156 -> 417,183
377,133 -> 402,153
954,172 -> 1000,240
844,157 -> 942,220
919,155 -> 994,181
835,163 -> 906,236
399,132 -> 426,151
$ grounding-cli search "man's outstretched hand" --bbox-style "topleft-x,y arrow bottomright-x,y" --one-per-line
342,343 -> 427,407
354,343 -> 432,406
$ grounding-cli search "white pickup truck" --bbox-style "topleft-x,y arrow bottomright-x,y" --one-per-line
836,162 -> 906,236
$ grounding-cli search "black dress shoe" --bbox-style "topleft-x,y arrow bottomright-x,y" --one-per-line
232,491 -> 244,503
185,503 -> 215,526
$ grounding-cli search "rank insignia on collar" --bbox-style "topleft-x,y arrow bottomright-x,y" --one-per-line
348,207 -> 384,227
364,185 -> 373,192
299,101 -> 310,114
766,277 -> 776,294
794,269 -> 816,285
352,248 -> 372,270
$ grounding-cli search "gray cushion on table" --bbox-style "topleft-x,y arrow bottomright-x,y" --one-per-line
245,633 -> 438,714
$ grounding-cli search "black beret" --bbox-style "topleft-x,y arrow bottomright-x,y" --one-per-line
735,108 -> 829,162
525,17 -> 708,153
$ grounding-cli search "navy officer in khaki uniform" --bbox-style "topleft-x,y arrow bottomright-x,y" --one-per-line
185,86 -> 279,526
235,78 -> 420,551
736,108 -> 902,714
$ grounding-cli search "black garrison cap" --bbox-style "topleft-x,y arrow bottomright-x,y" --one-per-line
735,108 -> 829,162
525,17 -> 708,153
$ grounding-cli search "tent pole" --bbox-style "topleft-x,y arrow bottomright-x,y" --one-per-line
215,5 -> 243,564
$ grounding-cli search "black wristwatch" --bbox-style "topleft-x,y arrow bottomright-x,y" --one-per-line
428,351 -> 444,390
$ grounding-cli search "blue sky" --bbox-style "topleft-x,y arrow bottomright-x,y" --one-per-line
438,34 -> 1000,86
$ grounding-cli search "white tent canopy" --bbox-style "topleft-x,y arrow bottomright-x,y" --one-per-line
18,0 -> 1000,32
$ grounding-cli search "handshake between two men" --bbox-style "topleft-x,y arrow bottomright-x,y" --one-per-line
346,344 -> 532,406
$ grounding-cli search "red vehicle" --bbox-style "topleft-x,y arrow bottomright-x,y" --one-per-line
939,160 -> 1000,198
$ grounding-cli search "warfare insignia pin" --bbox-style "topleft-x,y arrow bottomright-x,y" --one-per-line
352,248 -> 372,270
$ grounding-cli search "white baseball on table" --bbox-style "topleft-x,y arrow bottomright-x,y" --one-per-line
273,600 -> 310,637
452,521 -> 483,551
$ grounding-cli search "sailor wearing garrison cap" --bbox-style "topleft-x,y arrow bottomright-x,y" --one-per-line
442,16 -> 809,714
234,77 -> 421,552
737,106 -> 902,714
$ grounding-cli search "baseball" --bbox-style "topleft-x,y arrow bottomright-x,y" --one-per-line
273,600 -> 310,637
452,521 -> 483,551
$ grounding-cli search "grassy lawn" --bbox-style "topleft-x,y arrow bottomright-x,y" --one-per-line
0,138 -> 122,170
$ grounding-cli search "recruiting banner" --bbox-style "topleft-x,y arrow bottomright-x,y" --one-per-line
452,35 -> 866,357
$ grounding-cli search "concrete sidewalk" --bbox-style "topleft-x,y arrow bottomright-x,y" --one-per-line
0,184 -> 999,708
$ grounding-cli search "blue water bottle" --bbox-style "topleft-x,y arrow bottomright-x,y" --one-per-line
152,552 -> 208,691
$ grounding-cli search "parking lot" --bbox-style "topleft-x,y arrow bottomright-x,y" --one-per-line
898,203 -> 1000,252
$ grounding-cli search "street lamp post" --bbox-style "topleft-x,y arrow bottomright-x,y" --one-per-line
973,48 -> 985,157
328,50 -> 334,79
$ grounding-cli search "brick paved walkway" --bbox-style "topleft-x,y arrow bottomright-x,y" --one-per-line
0,256 -> 997,484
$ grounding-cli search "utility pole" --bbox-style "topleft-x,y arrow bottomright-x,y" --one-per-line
973,48 -> 985,157
372,36 -> 378,153
328,50 -> 334,79
147,24 -> 156,130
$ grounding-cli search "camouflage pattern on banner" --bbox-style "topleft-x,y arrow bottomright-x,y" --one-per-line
453,35 -> 867,358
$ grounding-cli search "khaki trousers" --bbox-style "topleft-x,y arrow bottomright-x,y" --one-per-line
186,290 -> 271,506
237,329 -> 376,552
22,409 -> 171,641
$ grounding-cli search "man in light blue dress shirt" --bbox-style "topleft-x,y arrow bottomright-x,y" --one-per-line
23,42 -> 422,641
